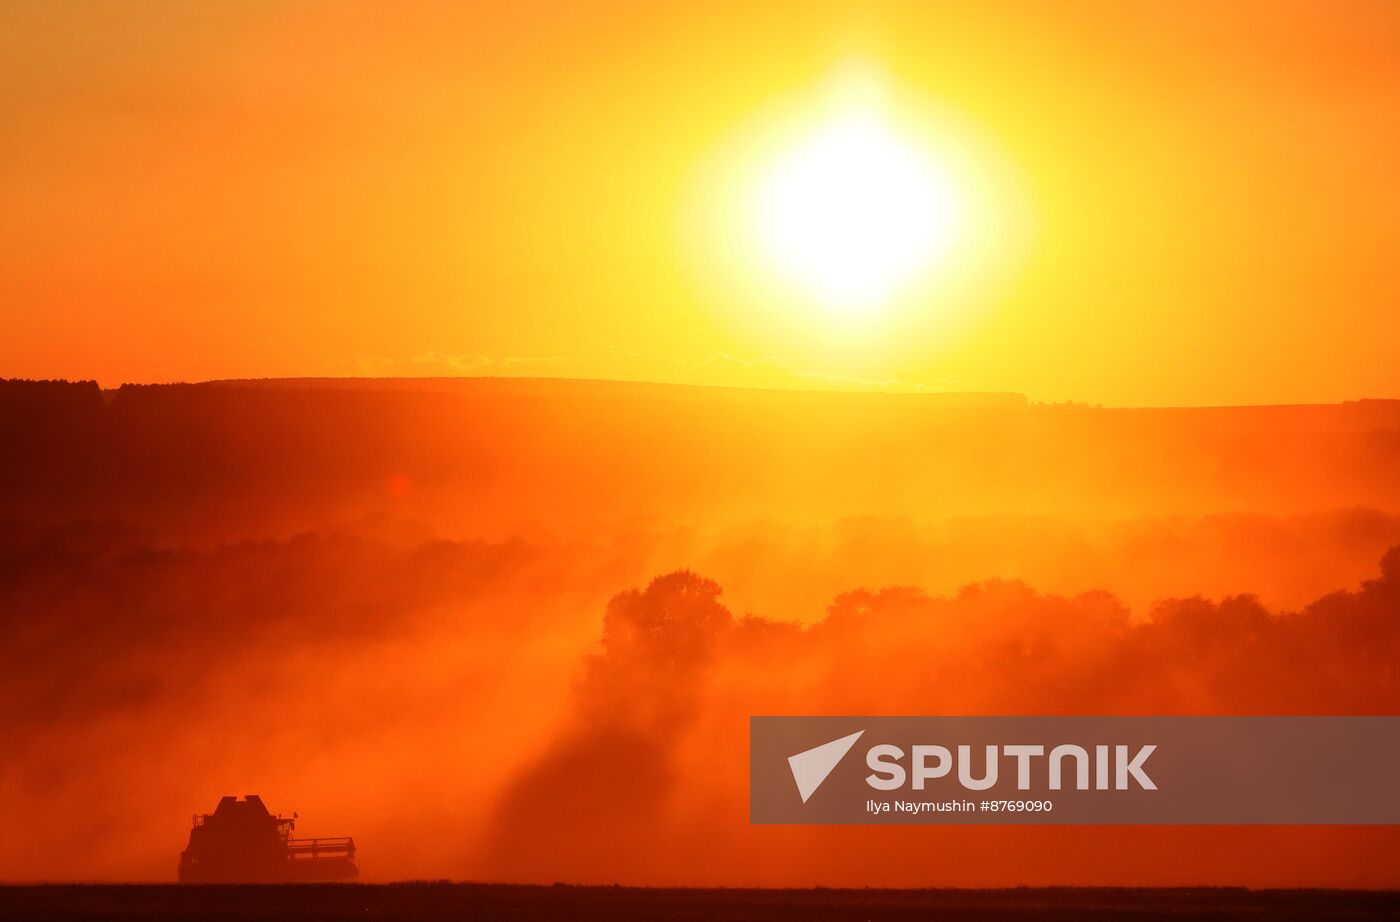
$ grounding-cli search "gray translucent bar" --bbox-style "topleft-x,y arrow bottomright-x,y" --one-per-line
750,716 -> 1400,824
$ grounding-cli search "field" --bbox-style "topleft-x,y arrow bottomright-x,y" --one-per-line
2,885 -> 1399,922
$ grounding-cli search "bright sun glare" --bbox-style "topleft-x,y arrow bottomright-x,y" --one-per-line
754,102 -> 961,313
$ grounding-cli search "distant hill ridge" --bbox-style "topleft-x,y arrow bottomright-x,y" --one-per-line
3,375 -> 1400,541
4,375 -> 1400,416
192,376 -> 1031,409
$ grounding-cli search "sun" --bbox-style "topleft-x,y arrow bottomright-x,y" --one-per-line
753,104 -> 962,312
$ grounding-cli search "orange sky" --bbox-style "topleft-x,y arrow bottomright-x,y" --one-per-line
3,1 -> 1398,405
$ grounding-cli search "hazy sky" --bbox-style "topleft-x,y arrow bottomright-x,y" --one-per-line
3,1 -> 1398,405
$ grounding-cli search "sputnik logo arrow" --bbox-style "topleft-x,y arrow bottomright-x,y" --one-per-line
787,730 -> 865,803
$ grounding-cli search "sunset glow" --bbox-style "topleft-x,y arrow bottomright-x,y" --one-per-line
3,2 -> 1397,404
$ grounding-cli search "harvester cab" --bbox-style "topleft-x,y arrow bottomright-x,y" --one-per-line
178,795 -> 357,883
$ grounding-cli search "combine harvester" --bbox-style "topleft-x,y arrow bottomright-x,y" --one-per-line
178,795 -> 358,883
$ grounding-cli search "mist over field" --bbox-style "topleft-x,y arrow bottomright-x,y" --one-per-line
3,377 -> 1400,886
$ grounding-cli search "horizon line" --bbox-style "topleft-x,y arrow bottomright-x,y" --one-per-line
6,373 -> 1400,412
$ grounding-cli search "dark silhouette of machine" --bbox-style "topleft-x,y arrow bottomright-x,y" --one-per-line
178,795 -> 357,883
